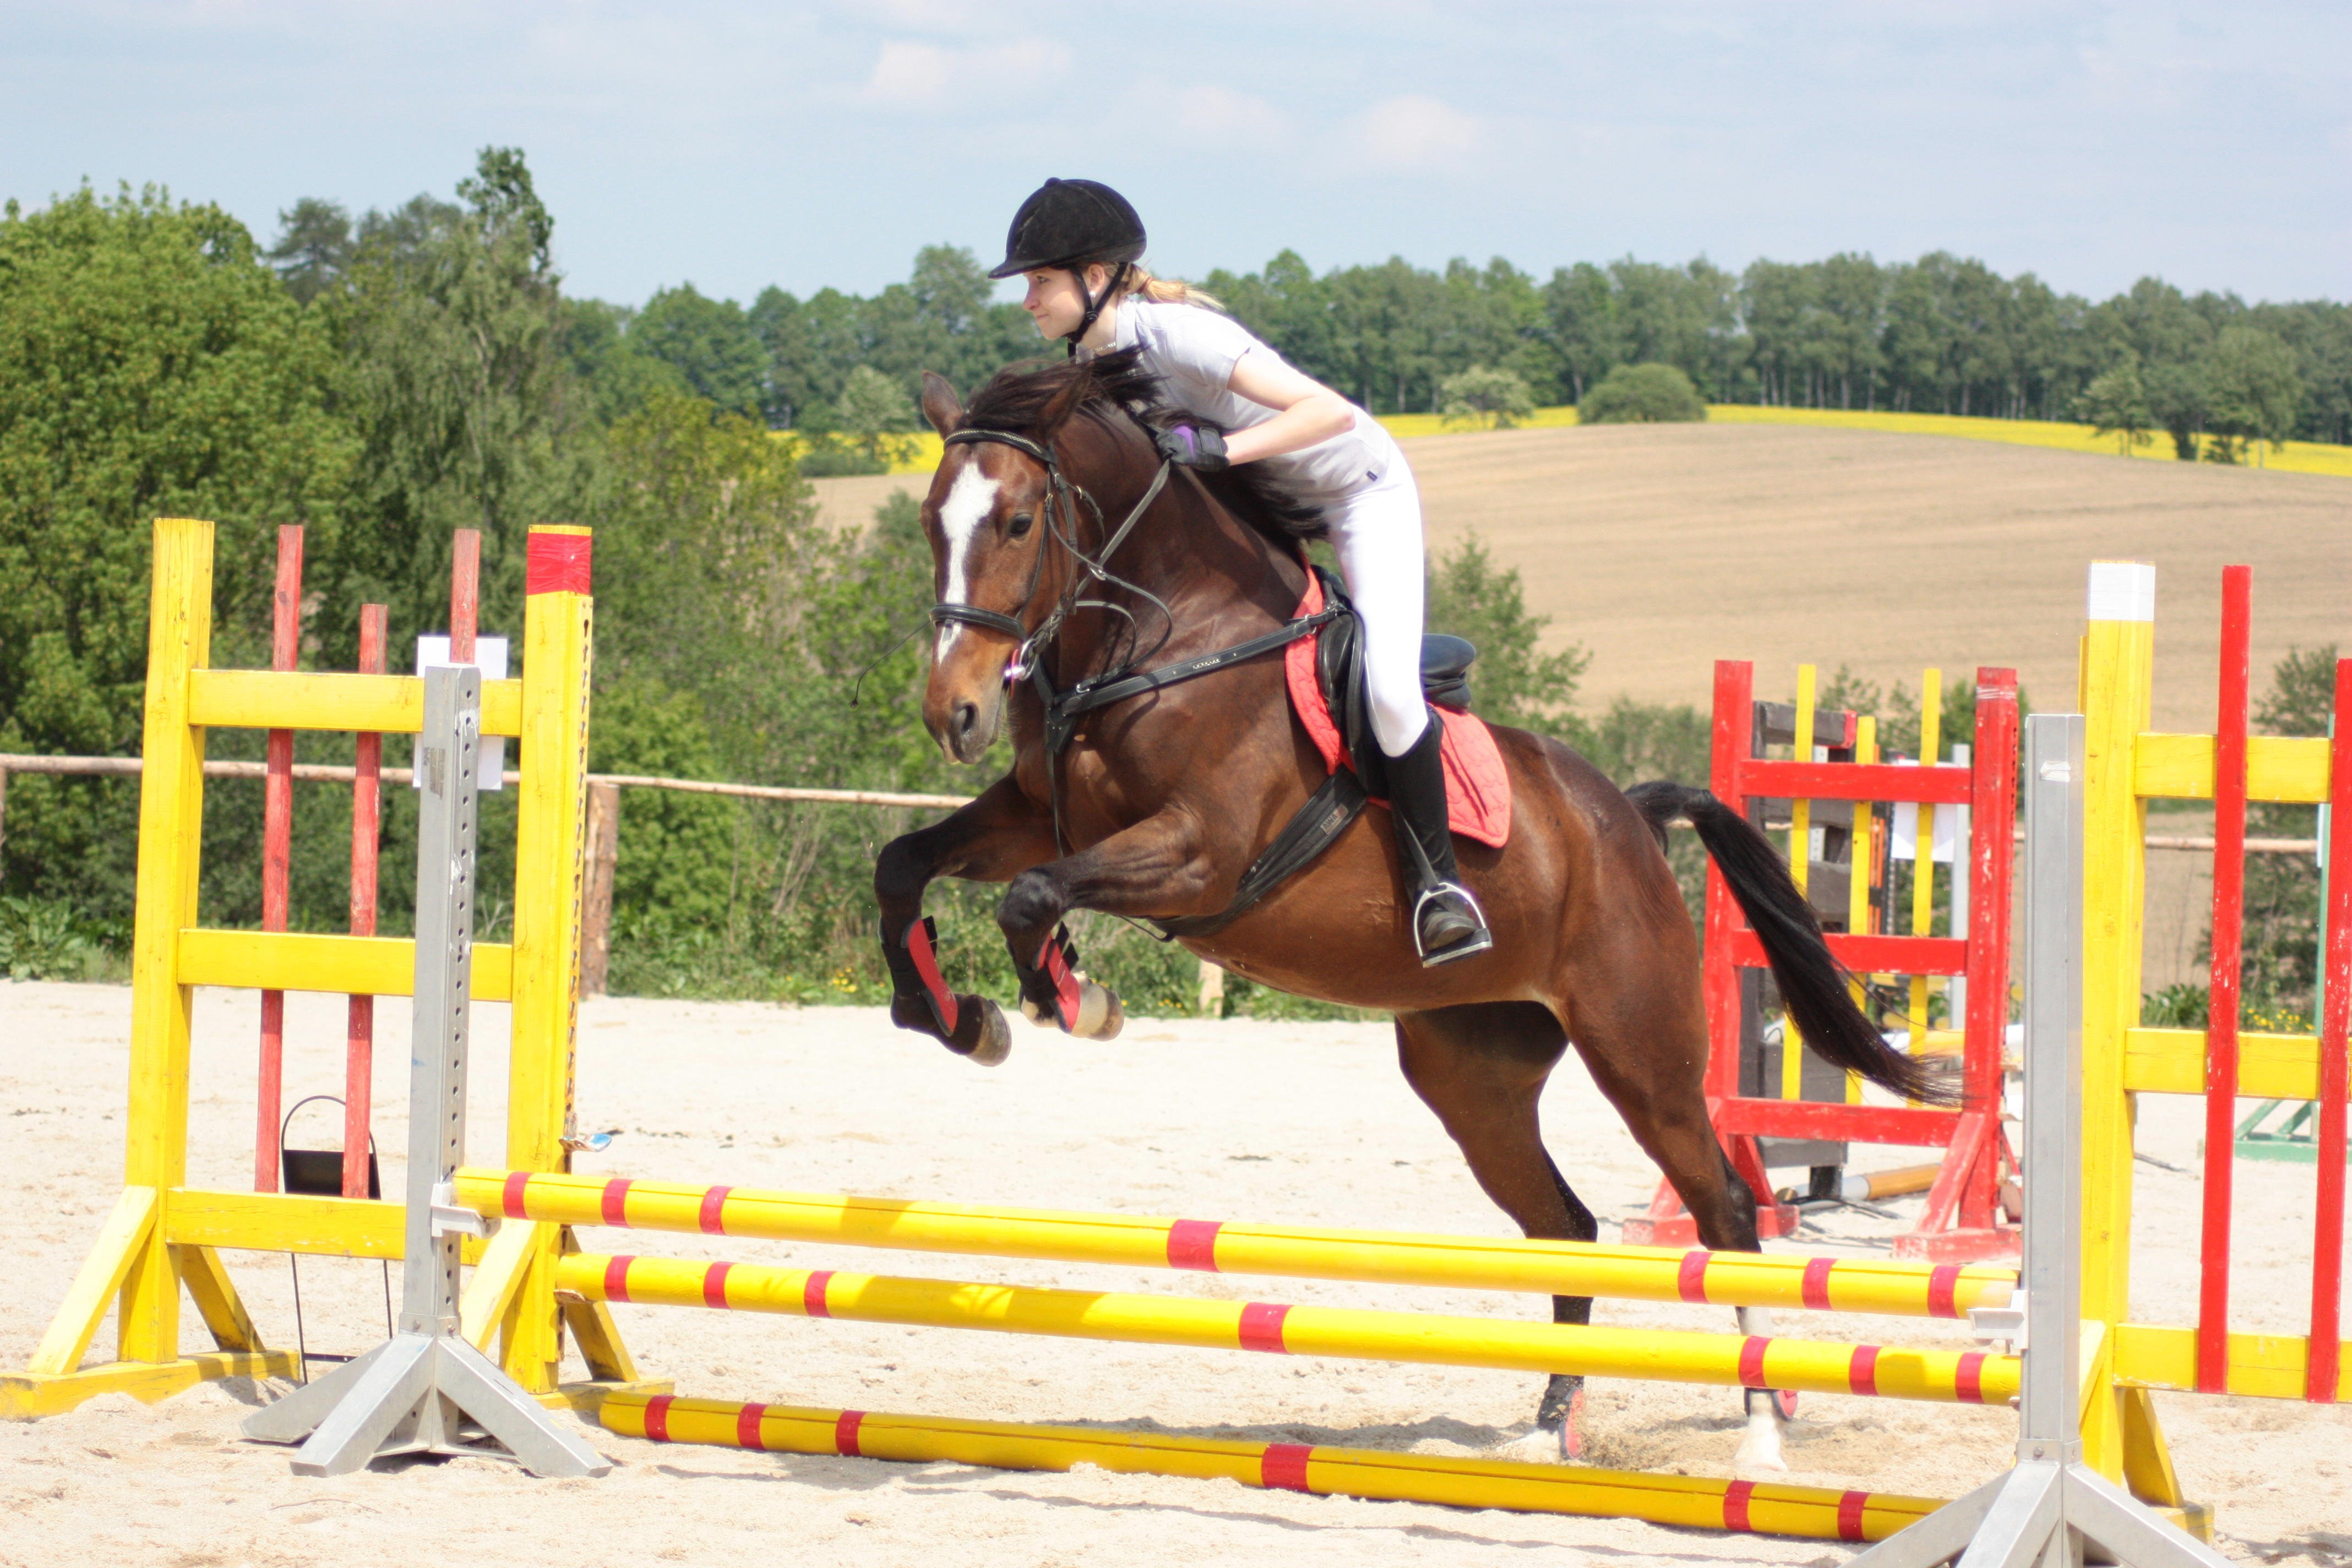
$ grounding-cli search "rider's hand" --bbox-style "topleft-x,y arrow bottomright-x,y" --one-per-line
1152,423 -> 1230,471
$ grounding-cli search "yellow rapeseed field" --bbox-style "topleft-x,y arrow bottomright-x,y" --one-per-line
1700,404 -> 2352,477
854,399 -> 2350,478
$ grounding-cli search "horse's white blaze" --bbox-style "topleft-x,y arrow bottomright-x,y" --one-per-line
934,461 -> 1000,653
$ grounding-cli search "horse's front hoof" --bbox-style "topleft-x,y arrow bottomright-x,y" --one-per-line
1509,1381 -> 1582,1463
959,999 -> 1011,1065
1070,981 -> 1123,1040
1020,980 -> 1123,1039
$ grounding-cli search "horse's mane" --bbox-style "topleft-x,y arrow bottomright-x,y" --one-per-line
957,347 -> 1327,543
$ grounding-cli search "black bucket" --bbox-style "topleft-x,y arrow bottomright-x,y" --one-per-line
280,1095 -> 381,1197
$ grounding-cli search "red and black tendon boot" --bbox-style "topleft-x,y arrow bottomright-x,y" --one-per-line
1014,923 -> 1125,1040
1533,1373 -> 1586,1461
880,916 -> 1009,1065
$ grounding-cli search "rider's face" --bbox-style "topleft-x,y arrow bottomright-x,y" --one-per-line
1022,266 -> 1106,340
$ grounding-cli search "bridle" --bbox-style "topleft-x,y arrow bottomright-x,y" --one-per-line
924,418 -> 1341,857
927,424 -> 1175,684
926,422 -> 1173,851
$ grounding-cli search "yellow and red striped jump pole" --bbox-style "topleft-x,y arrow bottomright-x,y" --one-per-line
558,1253 -> 2018,1406
597,1391 -> 1946,1543
465,1170 -> 2013,1319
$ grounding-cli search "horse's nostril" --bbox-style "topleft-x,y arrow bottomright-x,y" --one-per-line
954,702 -> 978,737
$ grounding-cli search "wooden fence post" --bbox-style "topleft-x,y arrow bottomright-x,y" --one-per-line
581,782 -> 620,999
1195,960 -> 1224,1018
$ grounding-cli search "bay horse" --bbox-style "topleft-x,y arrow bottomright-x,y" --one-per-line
872,350 -> 1950,1468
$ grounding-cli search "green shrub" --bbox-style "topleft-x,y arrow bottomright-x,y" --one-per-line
0,895 -> 119,981
1439,366 -> 1537,430
1577,362 -> 1707,424
2142,983 -> 2209,1028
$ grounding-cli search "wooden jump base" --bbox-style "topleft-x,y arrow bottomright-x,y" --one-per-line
467,1169 -> 2017,1319
559,1252 -> 2018,1406
597,1391 -> 1943,1544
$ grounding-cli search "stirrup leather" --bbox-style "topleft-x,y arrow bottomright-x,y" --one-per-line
1411,881 -> 1493,966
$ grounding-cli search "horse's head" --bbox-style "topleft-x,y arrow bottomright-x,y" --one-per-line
914,365 -> 1100,764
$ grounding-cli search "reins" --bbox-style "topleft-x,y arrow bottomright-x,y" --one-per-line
927,418 -> 1342,857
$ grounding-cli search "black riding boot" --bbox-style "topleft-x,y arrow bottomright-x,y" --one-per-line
1386,712 -> 1493,966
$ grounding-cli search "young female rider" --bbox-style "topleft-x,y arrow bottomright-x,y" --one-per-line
986,177 -> 1491,966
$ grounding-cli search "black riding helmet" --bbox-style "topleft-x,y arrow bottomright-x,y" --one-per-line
990,178 -> 1146,352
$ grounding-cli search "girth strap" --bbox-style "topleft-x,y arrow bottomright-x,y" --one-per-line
1151,767 -> 1369,939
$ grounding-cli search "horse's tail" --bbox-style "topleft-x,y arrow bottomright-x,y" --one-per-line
1625,780 -> 1957,1108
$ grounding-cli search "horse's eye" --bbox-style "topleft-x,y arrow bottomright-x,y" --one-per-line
1008,511 -> 1035,538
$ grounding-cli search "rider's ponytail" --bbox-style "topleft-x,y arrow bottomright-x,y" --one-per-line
1116,264 -> 1224,313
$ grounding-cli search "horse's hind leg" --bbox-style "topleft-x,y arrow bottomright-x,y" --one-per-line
1561,938 -> 1796,1471
1393,1001 -> 1596,1461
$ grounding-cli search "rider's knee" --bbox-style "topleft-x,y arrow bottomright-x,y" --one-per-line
1370,695 -> 1431,758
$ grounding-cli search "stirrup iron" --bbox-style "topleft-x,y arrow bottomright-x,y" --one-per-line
1411,881 -> 1493,967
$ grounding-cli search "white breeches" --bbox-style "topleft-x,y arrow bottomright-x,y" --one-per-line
1324,462 -> 1431,758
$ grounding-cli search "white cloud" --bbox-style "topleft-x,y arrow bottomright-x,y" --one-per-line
1348,94 -> 1484,171
864,37 -> 1072,108
858,0 -> 994,30
1167,84 -> 1292,145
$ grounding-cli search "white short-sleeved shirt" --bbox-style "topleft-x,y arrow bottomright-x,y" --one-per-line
1098,299 -> 1404,505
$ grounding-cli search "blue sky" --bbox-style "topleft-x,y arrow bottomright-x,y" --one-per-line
9,2 -> 2348,308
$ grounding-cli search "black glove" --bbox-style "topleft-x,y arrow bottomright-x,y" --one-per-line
1152,423 -> 1229,471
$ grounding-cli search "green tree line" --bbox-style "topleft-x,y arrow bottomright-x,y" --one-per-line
587,246 -> 2352,454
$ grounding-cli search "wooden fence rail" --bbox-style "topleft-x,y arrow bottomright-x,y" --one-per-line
0,752 -> 2320,1002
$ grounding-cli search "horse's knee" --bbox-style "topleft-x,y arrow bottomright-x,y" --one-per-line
875,834 -> 932,905
997,868 -> 1061,941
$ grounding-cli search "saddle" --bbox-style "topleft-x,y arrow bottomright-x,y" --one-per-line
1153,568 -> 1509,939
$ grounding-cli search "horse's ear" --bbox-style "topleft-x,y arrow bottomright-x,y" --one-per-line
920,372 -> 963,438
1035,363 -> 1095,440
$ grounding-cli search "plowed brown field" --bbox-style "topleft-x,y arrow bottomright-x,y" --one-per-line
821,424 -> 2352,731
